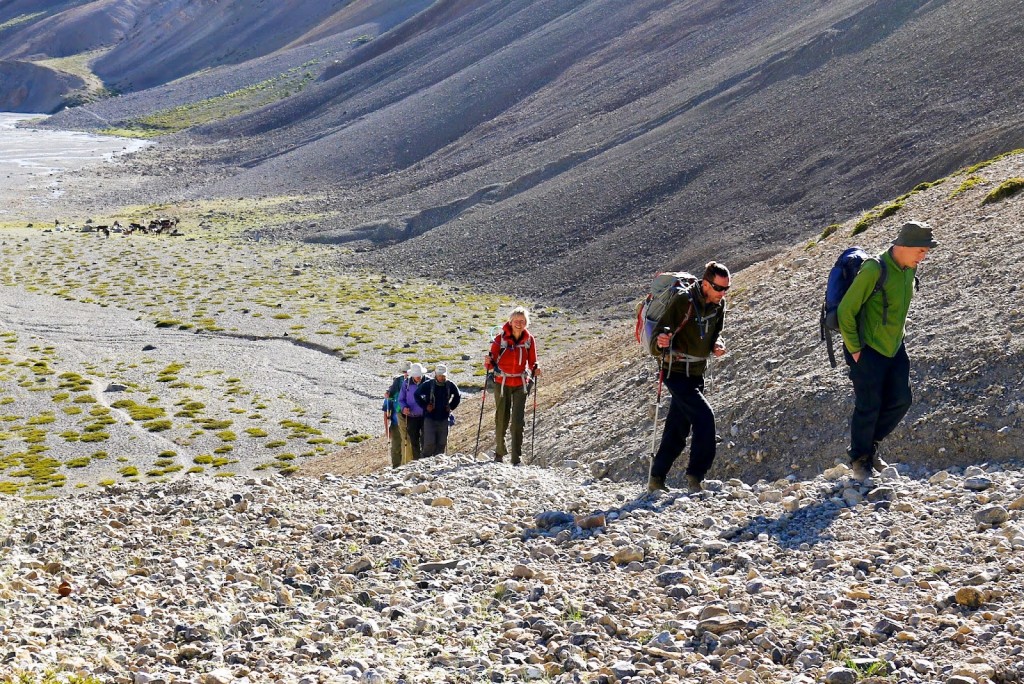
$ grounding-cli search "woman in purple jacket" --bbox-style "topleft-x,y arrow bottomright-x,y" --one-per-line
398,363 -> 426,462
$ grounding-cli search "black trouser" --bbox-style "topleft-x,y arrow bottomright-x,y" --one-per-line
405,415 -> 424,460
844,343 -> 912,462
650,372 -> 715,481
422,417 -> 450,458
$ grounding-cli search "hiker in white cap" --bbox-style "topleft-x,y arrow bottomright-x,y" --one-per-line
415,364 -> 461,458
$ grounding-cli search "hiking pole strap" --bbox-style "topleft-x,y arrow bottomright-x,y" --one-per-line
825,334 -> 837,368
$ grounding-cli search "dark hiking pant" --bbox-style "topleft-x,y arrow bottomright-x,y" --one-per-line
844,344 -> 912,463
422,417 -> 450,459
651,372 -> 716,481
494,383 -> 527,464
389,421 -> 402,468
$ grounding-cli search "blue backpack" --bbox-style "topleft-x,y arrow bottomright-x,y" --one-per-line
819,247 -> 888,367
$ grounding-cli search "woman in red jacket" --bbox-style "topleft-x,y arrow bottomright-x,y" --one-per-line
484,306 -> 541,465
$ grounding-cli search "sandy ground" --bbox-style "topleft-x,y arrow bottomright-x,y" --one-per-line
0,114 -> 149,222
0,113 -> 150,223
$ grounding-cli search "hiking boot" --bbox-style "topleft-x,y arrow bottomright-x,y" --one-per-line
647,475 -> 667,493
871,454 -> 889,473
849,459 -> 872,483
686,474 -> 703,493
494,454 -> 504,463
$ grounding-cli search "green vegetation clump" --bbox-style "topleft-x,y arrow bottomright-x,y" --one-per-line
174,400 -> 206,418
950,175 -> 986,198
157,361 -> 186,382
850,199 -> 904,236
111,400 -> 166,421
280,419 -> 322,438
195,418 -> 232,430
963,148 -> 1024,174
80,432 -> 109,442
819,223 -> 841,239
58,372 -> 92,393
982,177 -> 1024,204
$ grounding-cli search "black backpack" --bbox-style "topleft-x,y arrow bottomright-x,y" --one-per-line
819,247 -> 888,367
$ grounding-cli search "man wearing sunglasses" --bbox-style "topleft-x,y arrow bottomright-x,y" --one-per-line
648,261 -> 730,494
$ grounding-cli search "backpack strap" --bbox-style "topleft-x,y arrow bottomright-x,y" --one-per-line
872,257 -> 889,325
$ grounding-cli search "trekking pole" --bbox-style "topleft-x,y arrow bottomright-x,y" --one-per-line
474,371 -> 491,458
649,327 -> 670,460
531,372 -> 540,467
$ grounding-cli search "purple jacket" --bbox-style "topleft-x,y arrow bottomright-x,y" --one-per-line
397,378 -> 424,417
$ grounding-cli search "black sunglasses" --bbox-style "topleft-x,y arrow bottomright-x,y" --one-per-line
706,279 -> 730,293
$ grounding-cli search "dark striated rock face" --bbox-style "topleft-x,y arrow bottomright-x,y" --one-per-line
0,60 -> 82,113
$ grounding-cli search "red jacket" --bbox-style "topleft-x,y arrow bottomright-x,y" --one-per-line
488,323 -> 537,387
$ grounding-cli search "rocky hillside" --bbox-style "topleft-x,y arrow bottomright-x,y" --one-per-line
509,148 -> 1024,489
3,453 -> 1024,683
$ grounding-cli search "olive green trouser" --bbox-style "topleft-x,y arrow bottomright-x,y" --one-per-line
493,383 -> 527,464
389,420 -> 403,468
398,414 -> 412,465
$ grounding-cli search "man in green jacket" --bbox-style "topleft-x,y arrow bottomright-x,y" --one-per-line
837,221 -> 937,481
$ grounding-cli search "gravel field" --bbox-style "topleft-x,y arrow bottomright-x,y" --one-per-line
2,455 -> 1024,683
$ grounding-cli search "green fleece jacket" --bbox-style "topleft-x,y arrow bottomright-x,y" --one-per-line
837,248 -> 916,358
653,281 -> 724,376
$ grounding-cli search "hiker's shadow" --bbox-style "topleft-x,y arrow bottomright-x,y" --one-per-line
624,491 -> 844,550
605,488 -> 847,550
728,497 -> 843,549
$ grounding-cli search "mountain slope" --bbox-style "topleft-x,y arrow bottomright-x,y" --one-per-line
185,0 -> 1024,308
10,0 -> 1023,309
517,149 -> 1024,488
